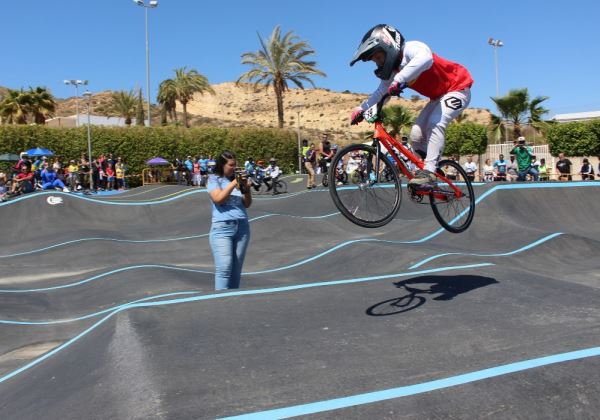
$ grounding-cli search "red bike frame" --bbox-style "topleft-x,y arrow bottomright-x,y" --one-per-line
372,121 -> 464,200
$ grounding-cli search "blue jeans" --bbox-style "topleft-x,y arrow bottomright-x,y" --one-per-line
518,166 -> 539,181
209,219 -> 250,290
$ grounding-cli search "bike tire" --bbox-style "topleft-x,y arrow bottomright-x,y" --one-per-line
258,181 -> 269,195
274,180 -> 287,194
329,144 -> 402,228
429,159 -> 475,233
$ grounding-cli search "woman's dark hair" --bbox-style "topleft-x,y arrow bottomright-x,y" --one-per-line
215,150 -> 237,177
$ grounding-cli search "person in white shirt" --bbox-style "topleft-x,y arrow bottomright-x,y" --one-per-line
463,155 -> 478,182
263,158 -> 281,192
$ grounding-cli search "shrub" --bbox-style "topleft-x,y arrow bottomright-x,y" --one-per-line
547,122 -> 599,156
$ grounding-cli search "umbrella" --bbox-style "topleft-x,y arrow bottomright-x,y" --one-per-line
26,147 -> 55,157
0,153 -> 20,162
146,157 -> 171,166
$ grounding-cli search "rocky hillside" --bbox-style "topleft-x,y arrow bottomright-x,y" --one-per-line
53,82 -> 491,143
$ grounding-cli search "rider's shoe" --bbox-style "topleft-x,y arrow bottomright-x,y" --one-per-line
408,169 -> 437,191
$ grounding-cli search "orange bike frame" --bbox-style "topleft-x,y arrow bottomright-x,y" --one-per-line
372,121 -> 464,199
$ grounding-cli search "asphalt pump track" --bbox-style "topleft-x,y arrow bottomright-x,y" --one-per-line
1,178 -> 599,419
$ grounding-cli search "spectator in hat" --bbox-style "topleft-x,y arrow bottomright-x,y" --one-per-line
510,137 -> 538,181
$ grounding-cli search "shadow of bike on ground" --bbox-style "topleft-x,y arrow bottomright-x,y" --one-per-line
366,275 -> 498,316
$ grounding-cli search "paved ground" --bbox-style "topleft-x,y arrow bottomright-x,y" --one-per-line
0,177 -> 599,419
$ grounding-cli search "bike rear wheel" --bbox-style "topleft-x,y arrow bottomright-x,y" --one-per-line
274,179 -> 287,194
429,159 -> 475,233
329,144 -> 402,228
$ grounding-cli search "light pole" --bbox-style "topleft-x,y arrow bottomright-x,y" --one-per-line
292,102 -> 304,174
487,37 -> 503,97
64,79 -> 88,127
133,0 -> 158,126
82,91 -> 94,191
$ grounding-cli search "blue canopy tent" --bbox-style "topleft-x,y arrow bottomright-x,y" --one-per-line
25,147 -> 55,157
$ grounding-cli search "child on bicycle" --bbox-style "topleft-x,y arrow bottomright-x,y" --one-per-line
349,24 -> 473,190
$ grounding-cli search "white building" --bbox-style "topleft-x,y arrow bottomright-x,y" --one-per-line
552,111 -> 600,123
45,114 -> 148,127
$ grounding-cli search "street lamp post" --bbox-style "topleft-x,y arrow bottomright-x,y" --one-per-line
292,102 -> 304,174
487,37 -> 503,97
82,91 -> 94,191
64,79 -> 88,127
133,0 -> 158,127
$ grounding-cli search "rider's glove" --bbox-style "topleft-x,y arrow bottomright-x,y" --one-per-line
350,107 -> 364,125
388,81 -> 407,96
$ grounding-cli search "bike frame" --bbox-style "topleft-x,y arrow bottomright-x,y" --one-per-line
369,109 -> 464,201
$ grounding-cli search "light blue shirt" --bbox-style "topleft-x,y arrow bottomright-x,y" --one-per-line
206,175 -> 248,222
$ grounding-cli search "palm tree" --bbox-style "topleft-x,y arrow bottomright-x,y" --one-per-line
156,79 -> 178,124
158,67 -> 214,128
527,95 -> 550,137
491,88 -> 549,140
135,88 -> 145,126
381,105 -> 415,138
237,25 -> 326,128
28,86 -> 56,124
100,90 -> 137,126
0,88 -> 32,124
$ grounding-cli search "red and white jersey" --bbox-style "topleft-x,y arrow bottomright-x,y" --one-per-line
362,40 -> 473,109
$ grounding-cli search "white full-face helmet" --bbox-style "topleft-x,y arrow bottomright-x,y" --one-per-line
350,24 -> 405,80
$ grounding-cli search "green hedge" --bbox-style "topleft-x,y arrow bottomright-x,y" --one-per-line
547,121 -> 600,156
0,125 -> 298,185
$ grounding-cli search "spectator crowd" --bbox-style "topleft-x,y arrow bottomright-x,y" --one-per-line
1,151 -> 127,202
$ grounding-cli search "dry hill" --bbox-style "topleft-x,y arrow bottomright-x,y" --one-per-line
52,82 -> 492,143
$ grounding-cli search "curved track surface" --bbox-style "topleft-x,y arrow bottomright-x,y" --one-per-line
1,177 -> 599,419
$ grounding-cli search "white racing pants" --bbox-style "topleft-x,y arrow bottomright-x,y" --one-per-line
410,88 -> 471,173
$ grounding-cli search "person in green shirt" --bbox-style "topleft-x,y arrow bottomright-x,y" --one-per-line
510,137 -> 538,181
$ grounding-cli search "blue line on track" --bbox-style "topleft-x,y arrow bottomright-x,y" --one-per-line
218,346 -> 600,419
409,232 -> 564,269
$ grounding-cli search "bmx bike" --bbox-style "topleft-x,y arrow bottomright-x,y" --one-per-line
328,94 -> 475,233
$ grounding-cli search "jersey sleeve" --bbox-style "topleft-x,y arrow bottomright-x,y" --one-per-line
393,41 -> 433,85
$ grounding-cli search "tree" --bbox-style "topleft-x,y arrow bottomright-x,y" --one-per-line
28,86 -> 56,124
237,25 -> 326,128
158,67 -> 214,128
157,79 -> 178,124
491,88 -> 549,140
100,90 -> 137,126
381,104 -> 414,138
135,88 -> 145,126
446,123 -> 488,156
0,88 -> 32,124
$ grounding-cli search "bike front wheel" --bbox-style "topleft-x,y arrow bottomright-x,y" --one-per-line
329,144 -> 402,228
429,159 -> 475,233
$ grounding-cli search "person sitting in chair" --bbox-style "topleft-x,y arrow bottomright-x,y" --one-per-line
9,165 -> 35,195
263,158 -> 282,193
41,162 -> 69,192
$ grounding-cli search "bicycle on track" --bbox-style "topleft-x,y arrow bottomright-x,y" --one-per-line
328,94 -> 475,233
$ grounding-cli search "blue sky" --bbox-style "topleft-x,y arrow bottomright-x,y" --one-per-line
2,0 -> 599,118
